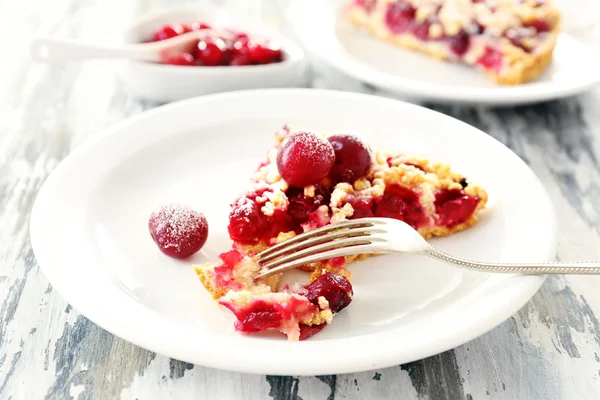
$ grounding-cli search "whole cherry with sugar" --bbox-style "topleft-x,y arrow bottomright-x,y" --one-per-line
148,204 -> 209,259
276,131 -> 335,187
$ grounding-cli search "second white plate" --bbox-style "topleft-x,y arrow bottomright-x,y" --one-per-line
288,0 -> 600,105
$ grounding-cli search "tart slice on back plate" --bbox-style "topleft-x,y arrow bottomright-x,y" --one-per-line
346,0 -> 561,84
195,126 -> 488,340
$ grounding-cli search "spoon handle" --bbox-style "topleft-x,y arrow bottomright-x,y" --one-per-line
427,248 -> 600,274
29,38 -> 158,63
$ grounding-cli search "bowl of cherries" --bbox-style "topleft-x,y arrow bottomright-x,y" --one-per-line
120,4 -> 307,103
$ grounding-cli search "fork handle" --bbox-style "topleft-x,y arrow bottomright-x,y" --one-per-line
427,248 -> 600,274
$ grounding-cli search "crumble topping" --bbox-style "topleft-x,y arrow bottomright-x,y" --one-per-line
318,296 -> 331,310
237,126 -> 488,239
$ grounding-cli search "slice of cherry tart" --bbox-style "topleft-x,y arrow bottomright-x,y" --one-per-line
227,126 -> 487,251
346,0 -> 561,85
194,126 -> 487,341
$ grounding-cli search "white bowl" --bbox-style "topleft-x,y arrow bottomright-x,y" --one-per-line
119,4 -> 307,103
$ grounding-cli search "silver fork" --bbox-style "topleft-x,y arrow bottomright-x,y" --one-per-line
254,217 -> 600,280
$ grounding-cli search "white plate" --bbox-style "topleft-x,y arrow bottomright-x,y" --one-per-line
30,89 -> 557,375
288,0 -> 600,105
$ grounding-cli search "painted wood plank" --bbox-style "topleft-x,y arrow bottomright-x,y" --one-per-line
0,0 -> 599,399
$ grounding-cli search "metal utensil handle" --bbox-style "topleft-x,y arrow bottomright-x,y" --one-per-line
427,248 -> 600,274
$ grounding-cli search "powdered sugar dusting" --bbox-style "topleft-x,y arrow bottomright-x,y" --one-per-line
230,197 -> 255,220
276,131 -> 335,187
148,204 -> 208,258
289,131 -> 334,162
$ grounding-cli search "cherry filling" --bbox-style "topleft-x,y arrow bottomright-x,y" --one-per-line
223,297 -> 317,333
434,189 -> 479,228
305,273 -> 353,313
299,323 -> 327,340
354,0 -> 377,13
346,196 -> 375,219
477,46 -> 503,73
287,187 -> 329,223
525,18 -> 551,33
228,196 -> 269,242
385,1 -> 476,54
380,1 -> 552,63
213,249 -> 244,290
448,30 -> 471,57
220,273 -> 353,339
229,178 -> 337,244
374,184 -> 429,229
261,210 -> 300,243
385,2 -> 415,34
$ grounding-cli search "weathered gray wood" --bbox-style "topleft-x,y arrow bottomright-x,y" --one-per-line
1,0 -> 600,399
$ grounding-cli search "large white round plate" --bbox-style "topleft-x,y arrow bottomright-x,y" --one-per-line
287,0 -> 600,105
30,89 -> 557,375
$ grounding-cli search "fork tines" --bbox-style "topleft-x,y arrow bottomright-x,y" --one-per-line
253,218 -> 387,279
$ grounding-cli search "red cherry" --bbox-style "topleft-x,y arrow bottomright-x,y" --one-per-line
195,38 -> 226,66
276,131 -> 335,187
448,30 -> 471,56
286,188 -> 327,223
526,18 -> 551,32
152,24 -> 184,41
354,0 -> 377,13
197,22 -> 212,30
346,196 -> 374,219
434,189 -> 479,228
305,273 -> 353,313
412,22 -> 431,41
374,184 -> 429,229
227,196 -> 268,242
385,2 -> 415,33
477,46 -> 503,72
165,53 -> 196,66
229,54 -> 251,66
148,204 -> 209,259
327,133 -> 373,182
235,33 -> 249,42
299,323 -> 327,340
181,22 -> 212,32
233,36 -> 250,56
248,41 -> 283,64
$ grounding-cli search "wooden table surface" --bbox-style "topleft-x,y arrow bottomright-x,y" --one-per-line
1,0 -> 600,399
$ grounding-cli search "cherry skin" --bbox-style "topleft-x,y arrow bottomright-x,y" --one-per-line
229,54 -> 251,66
152,24 -> 184,41
276,131 -> 335,187
148,204 -> 209,259
247,41 -> 283,64
195,38 -> 226,66
286,187 -> 328,223
385,1 -> 415,33
305,273 -> 353,313
227,196 -> 269,242
477,46 -> 503,72
327,133 -> 373,182
299,323 -> 327,340
165,53 -> 196,66
448,30 -> 471,56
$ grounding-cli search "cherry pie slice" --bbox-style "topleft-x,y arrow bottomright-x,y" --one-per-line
195,125 -> 488,340
347,0 -> 561,84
